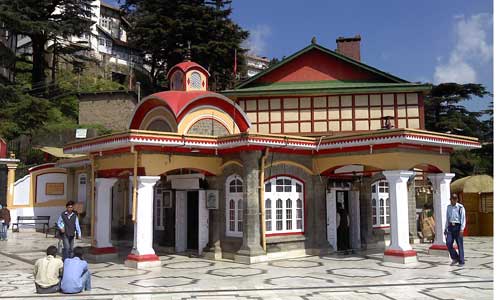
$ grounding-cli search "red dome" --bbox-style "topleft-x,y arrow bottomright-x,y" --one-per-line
129,91 -> 251,132
166,61 -> 210,79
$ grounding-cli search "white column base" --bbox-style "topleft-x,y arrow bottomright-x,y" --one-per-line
125,259 -> 162,269
383,249 -> 418,264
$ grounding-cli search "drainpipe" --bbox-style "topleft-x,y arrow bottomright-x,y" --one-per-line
260,147 -> 270,251
131,145 -> 138,223
89,154 -> 96,247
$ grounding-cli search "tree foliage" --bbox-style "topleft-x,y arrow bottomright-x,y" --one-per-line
424,83 -> 493,177
0,0 -> 94,92
123,0 -> 249,91
0,84 -> 50,139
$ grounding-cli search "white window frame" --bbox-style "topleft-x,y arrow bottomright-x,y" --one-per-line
371,180 -> 390,228
264,176 -> 304,234
154,189 -> 171,230
225,174 -> 243,237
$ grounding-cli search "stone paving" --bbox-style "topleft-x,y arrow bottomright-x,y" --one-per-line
0,231 -> 493,299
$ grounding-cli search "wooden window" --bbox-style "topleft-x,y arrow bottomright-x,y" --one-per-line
226,175 -> 243,237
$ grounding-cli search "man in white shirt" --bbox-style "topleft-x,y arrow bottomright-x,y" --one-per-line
34,246 -> 64,293
445,193 -> 466,266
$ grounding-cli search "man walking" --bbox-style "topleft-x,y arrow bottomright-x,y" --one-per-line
33,246 -> 64,293
61,247 -> 91,294
57,201 -> 81,260
0,204 -> 11,241
445,193 -> 466,266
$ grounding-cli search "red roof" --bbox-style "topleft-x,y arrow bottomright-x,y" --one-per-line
129,91 -> 251,132
166,61 -> 210,79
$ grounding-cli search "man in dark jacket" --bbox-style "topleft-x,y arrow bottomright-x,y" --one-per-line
0,203 -> 11,241
57,201 -> 81,260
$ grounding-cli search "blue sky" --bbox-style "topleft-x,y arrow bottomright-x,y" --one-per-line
109,0 -> 493,112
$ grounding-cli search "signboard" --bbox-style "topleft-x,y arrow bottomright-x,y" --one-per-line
206,190 -> 219,209
46,183 -> 65,195
75,128 -> 88,139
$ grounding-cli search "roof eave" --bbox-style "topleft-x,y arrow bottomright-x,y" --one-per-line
223,84 -> 432,97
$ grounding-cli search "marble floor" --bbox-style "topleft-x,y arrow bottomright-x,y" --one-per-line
0,231 -> 493,300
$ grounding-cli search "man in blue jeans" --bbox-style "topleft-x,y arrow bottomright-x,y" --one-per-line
57,201 -> 81,260
445,193 -> 466,266
61,247 -> 91,293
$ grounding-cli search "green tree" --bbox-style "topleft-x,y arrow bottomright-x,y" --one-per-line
0,0 -> 94,92
424,83 -> 492,177
123,0 -> 248,91
0,84 -> 50,139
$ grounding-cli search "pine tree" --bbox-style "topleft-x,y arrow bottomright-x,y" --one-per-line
123,0 -> 248,91
0,0 -> 94,93
424,83 -> 492,177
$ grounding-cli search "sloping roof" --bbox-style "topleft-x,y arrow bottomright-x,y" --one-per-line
234,42 -> 408,91
38,147 -> 85,158
223,80 -> 431,97
451,175 -> 493,194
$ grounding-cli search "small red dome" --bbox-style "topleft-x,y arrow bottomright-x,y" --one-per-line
166,61 -> 210,79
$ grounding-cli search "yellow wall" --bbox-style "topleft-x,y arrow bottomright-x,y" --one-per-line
96,153 -> 222,176
314,151 -> 450,174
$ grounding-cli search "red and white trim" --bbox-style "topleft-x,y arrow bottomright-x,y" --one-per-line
64,129 -> 480,156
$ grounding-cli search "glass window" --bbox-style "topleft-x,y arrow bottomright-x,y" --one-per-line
264,176 -> 304,234
371,180 -> 390,227
226,175 -> 244,237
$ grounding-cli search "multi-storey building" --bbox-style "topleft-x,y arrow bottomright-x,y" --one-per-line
245,54 -> 270,78
15,0 -> 144,85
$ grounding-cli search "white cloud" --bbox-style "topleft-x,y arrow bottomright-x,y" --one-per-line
243,25 -> 271,56
434,13 -> 493,84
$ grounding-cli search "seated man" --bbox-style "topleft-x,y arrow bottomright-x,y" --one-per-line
34,246 -> 64,294
60,247 -> 91,294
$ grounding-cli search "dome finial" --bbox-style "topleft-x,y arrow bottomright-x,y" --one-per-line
184,40 -> 192,61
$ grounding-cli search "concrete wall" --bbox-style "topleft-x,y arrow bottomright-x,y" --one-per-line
78,91 -> 137,131
13,174 -> 30,206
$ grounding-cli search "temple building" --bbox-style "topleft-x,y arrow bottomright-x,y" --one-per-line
48,37 -> 480,268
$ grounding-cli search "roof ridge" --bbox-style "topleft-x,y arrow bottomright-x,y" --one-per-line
234,43 -> 408,90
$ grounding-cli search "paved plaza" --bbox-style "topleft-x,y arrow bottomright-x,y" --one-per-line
0,231 -> 493,300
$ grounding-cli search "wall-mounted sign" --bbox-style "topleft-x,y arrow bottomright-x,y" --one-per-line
163,191 -> 173,208
46,183 -> 65,195
75,128 -> 87,139
206,190 -> 219,209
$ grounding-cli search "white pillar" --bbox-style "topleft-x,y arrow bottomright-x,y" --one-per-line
427,173 -> 455,255
125,176 -> 161,269
93,178 -> 117,249
87,178 -> 119,262
382,170 -> 417,263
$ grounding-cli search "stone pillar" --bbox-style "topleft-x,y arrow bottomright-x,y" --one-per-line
382,170 -> 417,263
204,176 -> 222,259
407,179 -> 418,243
88,178 -> 118,261
125,176 -> 161,269
234,151 -> 265,263
427,173 -> 455,256
309,175 -> 331,254
6,163 -> 17,207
